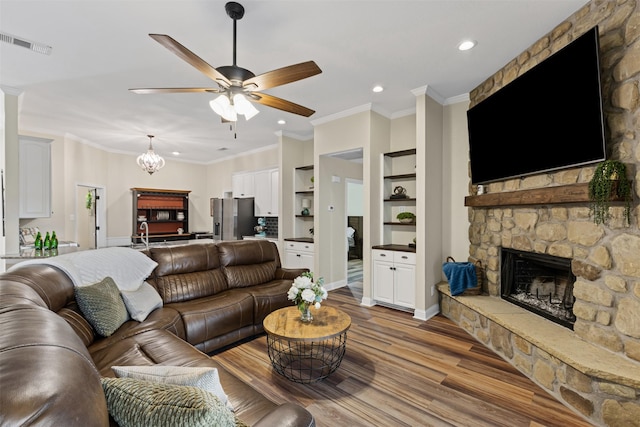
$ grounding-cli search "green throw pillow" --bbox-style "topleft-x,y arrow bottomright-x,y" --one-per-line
101,377 -> 236,427
111,365 -> 232,411
75,276 -> 129,337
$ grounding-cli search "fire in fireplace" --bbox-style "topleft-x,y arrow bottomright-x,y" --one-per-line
501,248 -> 576,329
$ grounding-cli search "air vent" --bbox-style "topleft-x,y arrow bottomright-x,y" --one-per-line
0,32 -> 52,55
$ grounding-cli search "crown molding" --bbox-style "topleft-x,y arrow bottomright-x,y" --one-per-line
0,85 -> 23,96
274,130 -> 313,141
445,93 -> 470,105
310,103 -> 374,126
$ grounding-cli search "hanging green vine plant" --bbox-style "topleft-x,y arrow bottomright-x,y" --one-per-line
86,190 -> 93,210
588,160 -> 632,226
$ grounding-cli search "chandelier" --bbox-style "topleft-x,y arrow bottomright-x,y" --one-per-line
136,135 -> 165,175
209,92 -> 259,122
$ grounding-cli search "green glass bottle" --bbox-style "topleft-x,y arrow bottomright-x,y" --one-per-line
34,232 -> 43,250
51,231 -> 58,249
43,232 -> 51,250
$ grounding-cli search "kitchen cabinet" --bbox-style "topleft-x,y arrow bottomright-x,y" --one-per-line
254,168 -> 279,217
232,172 -> 255,198
131,188 -> 190,244
19,136 -> 52,218
284,240 -> 314,271
372,249 -> 415,309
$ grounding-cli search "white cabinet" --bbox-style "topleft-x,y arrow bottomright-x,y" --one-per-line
372,249 -> 415,309
254,168 -> 279,217
19,136 -> 52,218
232,172 -> 255,198
284,241 -> 314,270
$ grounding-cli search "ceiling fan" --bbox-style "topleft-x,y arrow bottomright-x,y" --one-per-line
129,1 -> 322,122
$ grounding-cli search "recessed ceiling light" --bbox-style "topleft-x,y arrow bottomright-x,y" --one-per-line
458,40 -> 477,51
172,151 -> 180,156
372,85 -> 384,93
277,119 -> 286,125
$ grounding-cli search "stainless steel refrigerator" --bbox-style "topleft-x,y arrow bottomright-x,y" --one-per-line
210,197 -> 256,240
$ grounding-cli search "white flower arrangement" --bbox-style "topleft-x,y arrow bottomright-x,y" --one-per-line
287,272 -> 327,311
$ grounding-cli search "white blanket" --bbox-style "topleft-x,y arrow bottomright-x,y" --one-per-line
9,247 -> 158,290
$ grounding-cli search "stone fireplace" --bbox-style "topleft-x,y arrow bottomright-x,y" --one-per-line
500,248 -> 576,329
437,2 -> 640,426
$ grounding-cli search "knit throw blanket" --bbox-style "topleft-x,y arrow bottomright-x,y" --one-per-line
442,261 -> 477,296
9,247 -> 157,290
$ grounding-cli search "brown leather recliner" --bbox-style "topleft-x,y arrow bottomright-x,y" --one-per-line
0,240 -> 313,427
145,240 -> 304,353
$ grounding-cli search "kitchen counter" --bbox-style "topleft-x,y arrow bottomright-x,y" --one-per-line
284,237 -> 314,243
2,243 -> 82,260
243,235 -> 278,240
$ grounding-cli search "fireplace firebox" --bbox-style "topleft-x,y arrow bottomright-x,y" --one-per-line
501,248 -> 576,329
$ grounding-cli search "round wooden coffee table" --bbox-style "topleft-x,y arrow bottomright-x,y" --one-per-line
263,306 -> 351,383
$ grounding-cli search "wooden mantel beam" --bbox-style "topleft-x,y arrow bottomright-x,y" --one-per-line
464,182 -> 630,208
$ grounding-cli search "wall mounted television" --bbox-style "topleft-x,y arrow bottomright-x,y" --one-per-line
467,25 -> 606,185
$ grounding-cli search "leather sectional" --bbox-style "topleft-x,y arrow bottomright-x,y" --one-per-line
0,240 -> 314,426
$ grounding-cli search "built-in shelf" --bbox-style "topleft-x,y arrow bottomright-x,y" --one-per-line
294,165 -> 314,239
464,182 -> 631,208
384,148 -> 416,157
383,222 -> 416,226
384,197 -> 417,202
384,173 -> 416,180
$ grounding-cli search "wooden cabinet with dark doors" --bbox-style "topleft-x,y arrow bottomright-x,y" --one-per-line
131,188 -> 191,244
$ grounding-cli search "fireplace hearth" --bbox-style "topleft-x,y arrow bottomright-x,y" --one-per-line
501,248 -> 576,329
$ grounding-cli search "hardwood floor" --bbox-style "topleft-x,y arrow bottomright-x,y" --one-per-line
213,280 -> 593,427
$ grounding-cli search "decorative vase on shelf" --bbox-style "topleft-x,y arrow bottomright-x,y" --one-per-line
300,303 -> 313,323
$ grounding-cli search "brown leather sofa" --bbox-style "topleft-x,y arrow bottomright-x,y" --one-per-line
0,240 -> 314,427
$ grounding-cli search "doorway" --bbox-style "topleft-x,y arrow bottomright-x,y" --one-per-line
346,179 -> 363,292
76,184 -> 106,249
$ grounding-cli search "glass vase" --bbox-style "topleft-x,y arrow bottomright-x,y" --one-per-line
300,304 -> 313,323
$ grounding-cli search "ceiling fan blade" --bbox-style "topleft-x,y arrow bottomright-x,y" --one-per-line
149,34 -> 231,88
129,87 -> 222,94
252,92 -> 316,117
243,61 -> 321,91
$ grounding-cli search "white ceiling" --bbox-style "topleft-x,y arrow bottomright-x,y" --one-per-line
0,0 -> 589,164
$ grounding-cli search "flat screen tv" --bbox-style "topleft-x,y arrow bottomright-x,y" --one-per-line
467,25 -> 606,185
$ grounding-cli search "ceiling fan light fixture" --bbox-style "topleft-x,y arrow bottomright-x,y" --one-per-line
210,94 -> 237,122
136,135 -> 165,175
233,93 -> 259,120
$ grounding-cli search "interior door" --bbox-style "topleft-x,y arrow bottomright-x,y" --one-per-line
76,185 -> 99,249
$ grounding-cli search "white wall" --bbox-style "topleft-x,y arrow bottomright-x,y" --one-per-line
9,125 -> 282,250
280,135 -> 313,240
347,181 -> 363,216
443,99 -> 471,263
314,109 -> 376,286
